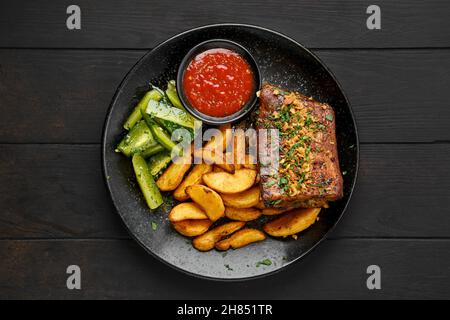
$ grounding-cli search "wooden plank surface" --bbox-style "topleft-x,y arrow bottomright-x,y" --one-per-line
1,239 -> 448,299
0,144 -> 127,239
1,143 -> 449,239
1,49 -> 449,144
0,1 -> 449,49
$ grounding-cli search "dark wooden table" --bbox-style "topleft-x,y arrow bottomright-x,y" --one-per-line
1,0 -> 449,299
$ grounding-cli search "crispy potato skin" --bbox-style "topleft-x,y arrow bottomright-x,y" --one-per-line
215,240 -> 231,251
173,219 -> 212,237
233,133 -> 245,170
169,202 -> 208,222
219,124 -> 233,151
201,124 -> 231,152
221,186 -> 260,208
203,169 -> 256,194
255,200 -> 266,209
213,157 -> 235,173
242,154 -> 257,170
225,207 -> 262,221
261,207 -> 290,216
254,173 -> 261,185
186,185 -> 225,222
173,164 -> 212,201
215,228 -> 266,250
156,155 -> 192,191
196,148 -> 235,173
213,166 -> 226,173
263,208 -> 321,237
192,221 -> 245,251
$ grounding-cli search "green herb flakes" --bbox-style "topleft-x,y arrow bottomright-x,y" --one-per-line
269,199 -> 282,206
256,259 -> 272,267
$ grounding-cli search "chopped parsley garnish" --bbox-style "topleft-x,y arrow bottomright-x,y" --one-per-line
300,135 -> 310,141
279,176 -> 290,193
316,123 -> 325,130
151,221 -> 158,231
265,180 -> 276,187
287,141 -> 303,158
325,113 -> 334,122
256,259 -> 272,267
268,199 -> 282,206
305,145 -> 312,161
280,109 -> 291,122
259,159 -> 269,167
297,172 -> 306,186
310,182 -> 327,188
305,115 -> 313,127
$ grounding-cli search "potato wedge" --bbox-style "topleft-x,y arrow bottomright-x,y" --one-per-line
234,161 -> 242,170
225,207 -> 262,221
173,163 -> 212,201
213,155 -> 235,173
156,155 -> 192,191
233,132 -> 245,170
196,125 -> 234,173
186,185 -> 225,222
243,154 -> 257,170
203,169 -> 256,194
213,166 -> 226,173
173,219 -> 212,237
218,124 -> 233,151
215,228 -> 266,250
255,200 -> 266,210
261,207 -> 290,216
197,148 -> 234,173
221,186 -> 260,208
192,221 -> 245,251
263,208 -> 321,237
204,124 -> 232,152
201,124 -> 230,151
168,202 -> 208,222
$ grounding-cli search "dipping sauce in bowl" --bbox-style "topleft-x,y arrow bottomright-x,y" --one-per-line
177,39 -> 261,125
183,48 -> 255,117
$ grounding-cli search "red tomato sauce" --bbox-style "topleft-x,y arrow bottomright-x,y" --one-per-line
183,48 -> 254,117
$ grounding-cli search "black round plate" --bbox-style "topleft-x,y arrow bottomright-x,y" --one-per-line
102,24 -> 359,281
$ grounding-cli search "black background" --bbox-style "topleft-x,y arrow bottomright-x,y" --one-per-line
0,0 -> 449,299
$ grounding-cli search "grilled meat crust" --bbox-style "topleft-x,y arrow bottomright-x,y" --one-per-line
257,83 -> 343,209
